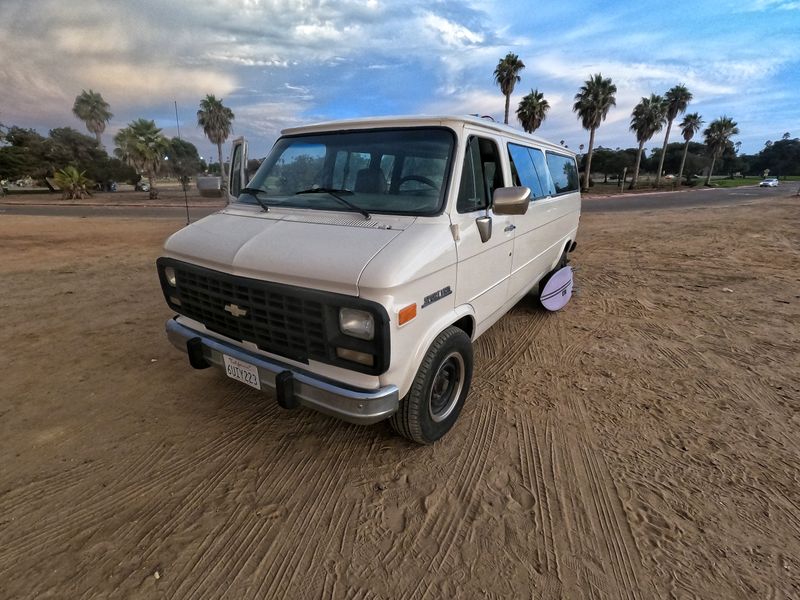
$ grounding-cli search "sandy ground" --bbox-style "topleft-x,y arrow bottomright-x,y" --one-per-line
1,196 -> 799,599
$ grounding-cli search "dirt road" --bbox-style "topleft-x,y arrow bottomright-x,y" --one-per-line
1,197 -> 798,598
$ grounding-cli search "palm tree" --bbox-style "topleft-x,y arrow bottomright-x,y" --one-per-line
72,90 -> 112,148
655,84 -> 692,187
54,166 -> 92,200
114,119 -> 170,199
516,89 -> 550,133
572,73 -> 617,191
677,113 -> 703,185
197,95 -> 235,191
494,53 -> 525,125
703,116 -> 739,185
629,94 -> 666,189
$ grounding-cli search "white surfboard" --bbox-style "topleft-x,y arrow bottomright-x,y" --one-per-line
540,266 -> 574,311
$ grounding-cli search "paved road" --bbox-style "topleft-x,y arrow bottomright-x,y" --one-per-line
0,204 -> 219,220
0,185 -> 794,218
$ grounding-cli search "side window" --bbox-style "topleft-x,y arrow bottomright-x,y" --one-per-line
332,150 -> 371,190
457,136 -> 502,213
272,142 -> 326,193
546,152 -> 580,194
230,143 -> 243,196
508,143 -> 551,199
380,154 -> 395,182
529,148 -> 555,196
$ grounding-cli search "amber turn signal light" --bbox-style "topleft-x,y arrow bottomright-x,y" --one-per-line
398,303 -> 417,326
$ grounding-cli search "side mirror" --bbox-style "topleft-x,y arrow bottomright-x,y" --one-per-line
492,186 -> 531,215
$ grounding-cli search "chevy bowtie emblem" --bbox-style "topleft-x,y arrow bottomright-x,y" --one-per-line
224,303 -> 248,318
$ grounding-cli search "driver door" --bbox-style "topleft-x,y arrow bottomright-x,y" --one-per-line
451,134 -> 515,328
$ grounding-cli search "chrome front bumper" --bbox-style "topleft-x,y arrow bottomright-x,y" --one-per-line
165,318 -> 399,425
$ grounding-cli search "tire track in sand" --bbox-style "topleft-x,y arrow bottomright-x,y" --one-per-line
160,420 -> 362,600
0,387 -> 280,582
569,391 -> 651,600
474,304 -> 548,384
382,402 -> 498,574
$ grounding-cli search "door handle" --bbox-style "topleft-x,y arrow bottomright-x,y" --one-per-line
504,224 -> 516,232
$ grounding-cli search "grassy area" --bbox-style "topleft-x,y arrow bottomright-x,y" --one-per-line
710,177 -> 763,188
585,174 -> 800,195
710,175 -> 800,188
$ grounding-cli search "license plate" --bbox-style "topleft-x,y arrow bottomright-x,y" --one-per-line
223,355 -> 261,390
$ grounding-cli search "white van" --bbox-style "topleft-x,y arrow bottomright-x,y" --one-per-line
157,115 -> 580,443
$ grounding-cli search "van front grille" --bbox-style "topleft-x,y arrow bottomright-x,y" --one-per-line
170,264 -> 327,364
157,258 -> 390,375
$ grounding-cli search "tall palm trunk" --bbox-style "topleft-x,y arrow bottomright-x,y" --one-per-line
677,140 -> 690,186
629,140 -> 645,190
147,171 -> 157,200
504,93 -> 511,124
705,155 -> 717,186
582,127 -> 596,192
95,131 -> 103,148
217,141 -> 227,193
655,118 -> 673,187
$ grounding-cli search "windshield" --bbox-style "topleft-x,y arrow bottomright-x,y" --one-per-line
238,127 -> 455,216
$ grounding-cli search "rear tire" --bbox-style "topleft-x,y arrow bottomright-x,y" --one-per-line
390,326 -> 473,444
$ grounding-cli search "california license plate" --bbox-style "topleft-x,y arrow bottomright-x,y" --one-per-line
223,355 -> 261,390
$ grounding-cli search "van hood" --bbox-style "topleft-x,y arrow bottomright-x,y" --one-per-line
163,208 -> 409,296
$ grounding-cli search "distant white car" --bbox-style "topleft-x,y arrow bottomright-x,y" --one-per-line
759,178 -> 779,187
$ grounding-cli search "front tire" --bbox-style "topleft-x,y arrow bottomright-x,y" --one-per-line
390,326 -> 473,444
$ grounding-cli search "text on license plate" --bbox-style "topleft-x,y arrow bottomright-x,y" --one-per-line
223,355 -> 261,390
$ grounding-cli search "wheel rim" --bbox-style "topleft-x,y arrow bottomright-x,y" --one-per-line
428,352 -> 465,423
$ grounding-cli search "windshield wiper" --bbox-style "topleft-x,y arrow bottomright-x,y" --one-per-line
239,187 -> 270,212
295,187 -> 371,220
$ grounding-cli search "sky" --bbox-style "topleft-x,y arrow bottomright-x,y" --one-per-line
1,0 -> 798,160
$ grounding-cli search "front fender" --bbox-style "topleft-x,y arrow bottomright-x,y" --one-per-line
390,303 -> 476,398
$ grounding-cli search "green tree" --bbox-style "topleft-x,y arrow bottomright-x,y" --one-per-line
750,136 -> 800,177
114,119 -> 170,199
677,113 -> 703,185
494,53 -> 525,125
197,94 -> 235,192
655,84 -> 692,187
72,90 -> 113,148
54,166 -> 92,199
572,73 -> 617,191
0,127 -> 50,181
516,89 -> 549,133
45,128 -> 106,178
166,137 -> 202,189
629,94 -> 666,189
703,116 -> 739,185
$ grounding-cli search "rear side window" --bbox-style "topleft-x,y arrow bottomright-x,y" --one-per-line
545,152 -> 579,194
508,143 -> 553,199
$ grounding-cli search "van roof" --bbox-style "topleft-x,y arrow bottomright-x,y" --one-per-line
281,115 -> 574,155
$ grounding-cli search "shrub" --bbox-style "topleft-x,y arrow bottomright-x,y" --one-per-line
54,166 -> 92,199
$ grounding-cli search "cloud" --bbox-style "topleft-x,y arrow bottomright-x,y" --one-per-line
744,0 -> 800,9
0,0 -> 797,155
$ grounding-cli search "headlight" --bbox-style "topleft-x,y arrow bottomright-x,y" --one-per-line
164,266 -> 177,287
339,308 -> 374,340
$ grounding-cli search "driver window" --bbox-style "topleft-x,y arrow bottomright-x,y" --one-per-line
457,136 -> 502,213
230,143 -> 243,196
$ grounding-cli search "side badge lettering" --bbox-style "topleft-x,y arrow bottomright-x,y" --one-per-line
422,286 -> 452,308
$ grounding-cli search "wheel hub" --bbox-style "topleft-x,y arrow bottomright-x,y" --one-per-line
428,352 -> 465,423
